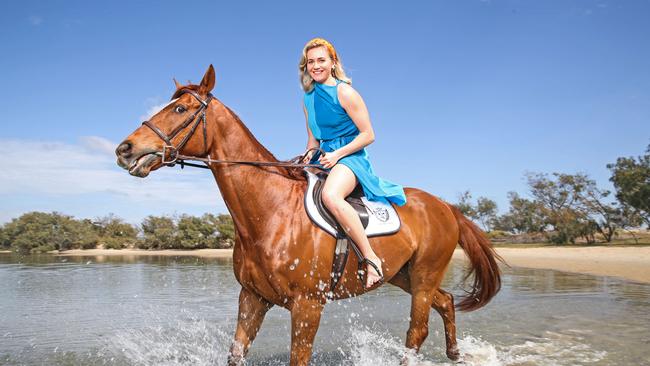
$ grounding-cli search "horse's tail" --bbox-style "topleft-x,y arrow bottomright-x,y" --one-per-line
448,204 -> 503,312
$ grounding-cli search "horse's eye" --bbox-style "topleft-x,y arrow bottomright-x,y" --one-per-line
174,105 -> 187,113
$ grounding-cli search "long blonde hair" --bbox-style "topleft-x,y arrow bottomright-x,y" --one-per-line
298,37 -> 352,92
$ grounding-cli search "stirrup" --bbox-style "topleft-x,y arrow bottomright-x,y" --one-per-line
357,258 -> 384,289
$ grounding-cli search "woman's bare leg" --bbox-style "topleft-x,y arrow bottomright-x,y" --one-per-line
322,164 -> 382,288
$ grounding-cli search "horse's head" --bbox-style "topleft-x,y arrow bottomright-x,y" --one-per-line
115,65 -> 216,177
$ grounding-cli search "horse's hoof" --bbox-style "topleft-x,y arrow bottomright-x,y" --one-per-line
227,355 -> 244,366
447,348 -> 460,361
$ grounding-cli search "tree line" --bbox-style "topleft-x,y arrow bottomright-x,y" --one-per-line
0,213 -> 235,254
455,144 -> 649,244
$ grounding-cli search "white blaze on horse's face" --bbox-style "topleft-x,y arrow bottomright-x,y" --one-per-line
306,46 -> 334,83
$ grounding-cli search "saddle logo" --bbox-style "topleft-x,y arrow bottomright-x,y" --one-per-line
372,207 -> 390,222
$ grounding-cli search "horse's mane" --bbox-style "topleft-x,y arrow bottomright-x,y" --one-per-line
173,84 -> 306,181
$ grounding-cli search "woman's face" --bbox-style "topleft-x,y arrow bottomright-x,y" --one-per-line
306,46 -> 334,83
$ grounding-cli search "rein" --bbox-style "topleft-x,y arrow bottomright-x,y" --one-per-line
142,88 -> 327,171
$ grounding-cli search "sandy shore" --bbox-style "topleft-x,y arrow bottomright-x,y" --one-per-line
5,246 -> 647,284
454,246 -> 650,284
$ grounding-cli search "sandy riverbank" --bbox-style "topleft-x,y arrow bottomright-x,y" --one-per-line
5,246 -> 648,284
454,246 -> 650,284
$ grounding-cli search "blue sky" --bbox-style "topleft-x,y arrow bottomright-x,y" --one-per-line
1,0 -> 649,224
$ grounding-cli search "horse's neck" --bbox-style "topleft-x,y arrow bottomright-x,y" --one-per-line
206,103 -> 296,242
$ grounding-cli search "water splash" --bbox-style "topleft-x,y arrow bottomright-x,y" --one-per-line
109,322 -> 606,366
110,316 -> 231,366
345,327 -> 606,366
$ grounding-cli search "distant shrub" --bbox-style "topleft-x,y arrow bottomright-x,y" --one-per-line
1,212 -> 98,254
486,230 -> 511,240
94,214 -> 139,249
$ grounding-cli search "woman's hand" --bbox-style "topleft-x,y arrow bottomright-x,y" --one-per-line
319,150 -> 342,169
302,150 -> 315,164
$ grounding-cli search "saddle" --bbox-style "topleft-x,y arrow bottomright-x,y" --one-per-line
302,169 -> 401,295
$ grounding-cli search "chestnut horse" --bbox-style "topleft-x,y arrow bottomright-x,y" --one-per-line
115,65 -> 501,365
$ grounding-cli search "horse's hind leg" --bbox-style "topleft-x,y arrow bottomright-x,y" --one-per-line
228,287 -> 273,366
390,271 -> 459,361
405,272 -> 436,353
432,289 -> 459,360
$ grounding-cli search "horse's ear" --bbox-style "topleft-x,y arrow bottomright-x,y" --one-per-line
199,64 -> 216,94
173,77 -> 182,90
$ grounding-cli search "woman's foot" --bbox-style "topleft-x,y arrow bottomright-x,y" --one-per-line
364,256 -> 384,289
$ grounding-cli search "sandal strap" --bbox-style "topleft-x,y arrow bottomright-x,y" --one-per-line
358,258 -> 385,288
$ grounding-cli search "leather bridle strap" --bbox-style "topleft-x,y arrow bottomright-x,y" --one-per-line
141,89 -> 212,165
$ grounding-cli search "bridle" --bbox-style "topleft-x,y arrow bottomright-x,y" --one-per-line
141,88 -> 325,171
142,89 -> 212,167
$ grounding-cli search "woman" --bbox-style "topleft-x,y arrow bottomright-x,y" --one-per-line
299,37 -> 407,289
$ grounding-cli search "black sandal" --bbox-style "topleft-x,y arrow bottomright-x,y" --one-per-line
358,258 -> 384,289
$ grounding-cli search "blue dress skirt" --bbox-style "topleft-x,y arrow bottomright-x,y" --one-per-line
309,134 -> 407,207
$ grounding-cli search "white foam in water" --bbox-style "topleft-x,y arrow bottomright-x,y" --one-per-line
349,327 -> 439,366
110,317 -> 232,365
109,316 -> 606,366
347,327 -> 606,366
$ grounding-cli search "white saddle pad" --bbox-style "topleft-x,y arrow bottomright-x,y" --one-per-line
303,170 -> 401,238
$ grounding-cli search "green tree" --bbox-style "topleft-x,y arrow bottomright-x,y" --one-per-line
611,204 -> 644,244
476,197 -> 498,232
1,212 -> 98,253
0,226 -> 10,250
607,144 -> 650,227
455,191 -> 498,231
574,181 -> 620,242
204,213 -> 235,248
94,214 -> 139,249
493,191 -> 547,234
177,214 -> 220,249
455,190 -> 476,219
525,172 -> 596,244
140,215 -> 177,249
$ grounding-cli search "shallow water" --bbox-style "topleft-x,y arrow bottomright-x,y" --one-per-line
1,253 -> 649,365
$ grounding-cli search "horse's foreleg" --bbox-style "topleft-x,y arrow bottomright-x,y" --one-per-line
432,289 -> 459,361
228,287 -> 273,366
289,298 -> 324,366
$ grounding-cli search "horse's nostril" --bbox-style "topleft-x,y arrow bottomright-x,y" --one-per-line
116,141 -> 132,157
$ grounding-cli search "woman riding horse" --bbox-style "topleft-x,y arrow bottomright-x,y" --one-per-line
300,37 -> 407,289
115,61 -> 502,365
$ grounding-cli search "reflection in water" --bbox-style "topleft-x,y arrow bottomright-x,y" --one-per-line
1,253 -> 649,365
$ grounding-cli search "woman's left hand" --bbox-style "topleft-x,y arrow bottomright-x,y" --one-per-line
319,150 -> 342,169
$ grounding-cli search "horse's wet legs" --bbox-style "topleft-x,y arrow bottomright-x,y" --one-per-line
290,298 -> 324,366
228,287 -> 273,366
431,289 -> 459,360
392,270 -> 459,362
405,287 -> 435,353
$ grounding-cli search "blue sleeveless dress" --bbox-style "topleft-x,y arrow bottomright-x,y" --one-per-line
304,79 -> 407,207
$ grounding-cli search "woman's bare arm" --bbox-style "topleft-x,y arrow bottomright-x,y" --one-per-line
334,83 -> 375,158
303,104 -> 320,162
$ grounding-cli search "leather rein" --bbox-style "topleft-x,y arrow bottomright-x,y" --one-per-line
142,89 -> 326,171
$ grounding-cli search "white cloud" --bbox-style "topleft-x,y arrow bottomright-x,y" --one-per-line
139,98 -> 178,122
0,137 -> 224,208
80,135 -> 117,155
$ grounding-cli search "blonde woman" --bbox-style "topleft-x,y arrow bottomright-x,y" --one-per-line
300,37 -> 407,289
